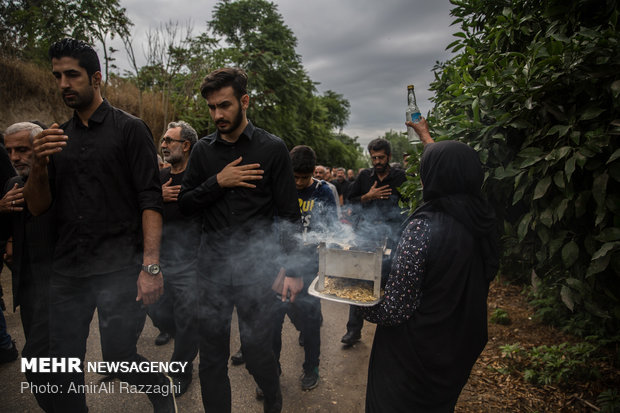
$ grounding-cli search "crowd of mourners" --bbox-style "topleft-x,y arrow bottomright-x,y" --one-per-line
0,38 -> 499,413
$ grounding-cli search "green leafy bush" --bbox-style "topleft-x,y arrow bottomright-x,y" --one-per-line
490,308 -> 512,325
400,0 -> 620,344
500,342 -> 600,386
598,388 -> 620,413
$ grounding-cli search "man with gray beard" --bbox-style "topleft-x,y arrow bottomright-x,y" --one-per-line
147,121 -> 201,396
1,122 -> 55,411
313,165 -> 341,218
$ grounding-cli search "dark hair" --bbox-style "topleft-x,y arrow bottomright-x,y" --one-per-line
367,138 -> 391,157
200,67 -> 248,100
290,145 -> 317,174
48,38 -> 101,77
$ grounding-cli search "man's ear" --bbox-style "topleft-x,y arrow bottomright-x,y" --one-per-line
183,140 -> 191,154
241,94 -> 250,110
92,71 -> 103,88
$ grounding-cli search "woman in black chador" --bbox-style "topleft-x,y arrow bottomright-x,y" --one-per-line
361,118 -> 500,413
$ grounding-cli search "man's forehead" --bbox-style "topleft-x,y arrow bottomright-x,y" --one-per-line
370,150 -> 388,157
205,86 -> 236,104
4,130 -> 32,146
51,56 -> 84,72
164,127 -> 182,138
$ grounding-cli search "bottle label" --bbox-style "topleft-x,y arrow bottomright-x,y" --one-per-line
409,112 -> 421,123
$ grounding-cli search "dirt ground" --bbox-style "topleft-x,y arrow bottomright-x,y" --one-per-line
457,282 -> 620,413
0,266 -> 618,412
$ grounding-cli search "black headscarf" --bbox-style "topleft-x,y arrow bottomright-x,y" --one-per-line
413,140 -> 499,281
366,140 -> 502,412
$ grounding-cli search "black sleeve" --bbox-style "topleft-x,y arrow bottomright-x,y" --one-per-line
160,167 -> 171,185
0,145 -> 16,190
270,140 -> 302,278
361,218 -> 430,325
346,170 -> 367,204
178,140 -> 226,215
125,119 -> 163,213
0,148 -> 16,242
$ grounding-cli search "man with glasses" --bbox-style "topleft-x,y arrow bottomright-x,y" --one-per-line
313,165 -> 341,218
341,138 -> 406,346
147,121 -> 201,396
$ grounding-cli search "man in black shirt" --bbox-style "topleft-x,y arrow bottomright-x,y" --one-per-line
24,38 -> 175,413
179,67 -> 302,413
342,138 -> 407,346
330,167 -> 351,205
0,143 -> 18,366
1,122 -> 56,411
147,120 -> 200,396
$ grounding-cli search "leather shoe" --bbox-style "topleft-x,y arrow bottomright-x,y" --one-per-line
230,348 -> 244,365
171,374 -> 192,397
341,331 -> 361,346
155,332 -> 172,346
0,340 -> 18,363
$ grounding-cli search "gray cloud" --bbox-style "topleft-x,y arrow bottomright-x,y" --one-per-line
117,0 -> 456,148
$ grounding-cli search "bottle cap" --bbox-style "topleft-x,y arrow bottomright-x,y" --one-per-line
407,84 -> 414,89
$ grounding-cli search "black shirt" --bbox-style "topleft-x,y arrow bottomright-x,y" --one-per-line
346,166 -> 407,245
3,176 -> 55,309
0,145 -> 16,189
0,145 -> 16,242
331,178 -> 351,201
179,121 -> 301,285
49,100 -> 162,277
160,168 -> 201,275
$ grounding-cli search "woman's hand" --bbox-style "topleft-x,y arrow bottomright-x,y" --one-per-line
406,117 -> 434,145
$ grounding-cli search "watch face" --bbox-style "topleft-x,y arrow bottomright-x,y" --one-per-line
144,264 -> 161,275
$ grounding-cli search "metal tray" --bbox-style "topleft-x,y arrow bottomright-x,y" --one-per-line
308,276 -> 382,307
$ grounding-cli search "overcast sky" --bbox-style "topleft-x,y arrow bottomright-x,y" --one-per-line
115,0 -> 457,147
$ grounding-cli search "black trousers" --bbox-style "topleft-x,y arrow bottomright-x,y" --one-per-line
272,291 -> 321,372
146,269 -> 199,378
48,269 -> 164,413
198,278 -> 280,413
18,262 -> 53,412
346,305 -> 364,335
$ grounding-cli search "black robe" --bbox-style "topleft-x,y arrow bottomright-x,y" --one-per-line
365,141 -> 500,413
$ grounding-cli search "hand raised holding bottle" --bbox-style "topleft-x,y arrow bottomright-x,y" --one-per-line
406,117 -> 434,145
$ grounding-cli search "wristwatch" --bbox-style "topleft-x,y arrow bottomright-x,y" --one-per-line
142,263 -> 161,276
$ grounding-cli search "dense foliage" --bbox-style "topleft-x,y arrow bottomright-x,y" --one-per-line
401,0 -> 620,344
0,0 -> 131,83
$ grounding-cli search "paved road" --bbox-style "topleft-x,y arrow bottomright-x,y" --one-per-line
0,267 -> 376,413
